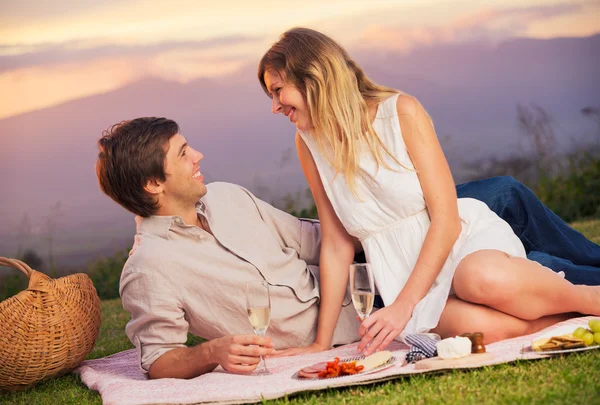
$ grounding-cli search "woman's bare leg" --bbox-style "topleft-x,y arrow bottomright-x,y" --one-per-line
452,249 -> 600,320
431,296 -> 577,344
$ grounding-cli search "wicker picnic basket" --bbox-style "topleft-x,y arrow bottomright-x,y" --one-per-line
0,257 -> 102,391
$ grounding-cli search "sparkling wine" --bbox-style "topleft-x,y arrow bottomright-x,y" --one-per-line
247,306 -> 271,335
351,290 -> 374,320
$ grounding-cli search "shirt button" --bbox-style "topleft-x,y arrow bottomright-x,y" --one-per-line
175,217 -> 183,225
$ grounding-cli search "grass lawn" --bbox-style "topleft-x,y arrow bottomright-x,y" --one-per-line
1,220 -> 599,404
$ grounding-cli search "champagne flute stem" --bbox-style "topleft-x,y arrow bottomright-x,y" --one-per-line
258,355 -> 267,372
254,331 -> 269,375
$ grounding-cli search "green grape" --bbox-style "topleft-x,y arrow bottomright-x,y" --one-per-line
582,332 -> 595,346
594,332 -> 600,346
589,319 -> 600,333
573,327 -> 587,339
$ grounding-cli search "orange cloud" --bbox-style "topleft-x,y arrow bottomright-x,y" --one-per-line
0,43 -> 263,119
0,57 -> 144,119
356,3 -> 597,53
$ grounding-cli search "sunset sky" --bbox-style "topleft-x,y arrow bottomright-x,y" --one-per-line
1,0 -> 599,120
1,0 -> 599,264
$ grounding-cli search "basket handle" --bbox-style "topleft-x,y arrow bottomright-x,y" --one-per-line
0,257 -> 33,278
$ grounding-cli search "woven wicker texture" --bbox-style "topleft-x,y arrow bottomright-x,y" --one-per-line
0,257 -> 102,391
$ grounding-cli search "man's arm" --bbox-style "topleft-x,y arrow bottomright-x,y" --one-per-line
148,335 -> 274,379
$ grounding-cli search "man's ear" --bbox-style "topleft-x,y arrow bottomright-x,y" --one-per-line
144,178 -> 163,196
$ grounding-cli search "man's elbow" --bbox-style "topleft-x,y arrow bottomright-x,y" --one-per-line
148,362 -> 173,379
148,367 -> 162,379
147,347 -> 217,379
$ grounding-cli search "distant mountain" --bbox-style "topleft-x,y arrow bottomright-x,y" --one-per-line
1,34 -> 598,267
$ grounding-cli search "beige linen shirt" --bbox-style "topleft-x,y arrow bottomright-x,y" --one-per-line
120,182 -> 361,373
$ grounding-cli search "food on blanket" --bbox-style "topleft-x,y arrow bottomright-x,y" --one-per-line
573,327 -> 588,339
532,334 -> 586,351
298,351 -> 393,379
436,336 -> 472,359
531,337 -> 548,351
567,320 -> 600,347
582,332 -> 595,346
297,361 -> 329,379
298,358 -> 364,379
460,332 -> 486,353
355,350 -> 392,371
316,357 -> 364,379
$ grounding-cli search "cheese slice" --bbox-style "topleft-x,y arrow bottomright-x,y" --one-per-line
356,351 -> 392,371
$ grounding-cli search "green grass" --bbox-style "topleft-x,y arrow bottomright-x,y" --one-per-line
1,220 -> 600,404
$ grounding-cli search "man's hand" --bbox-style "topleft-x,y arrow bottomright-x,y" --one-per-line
357,302 -> 412,355
209,335 -> 275,373
268,342 -> 327,358
149,334 -> 275,379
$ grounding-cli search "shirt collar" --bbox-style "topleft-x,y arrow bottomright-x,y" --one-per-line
135,199 -> 208,239
195,199 -> 207,215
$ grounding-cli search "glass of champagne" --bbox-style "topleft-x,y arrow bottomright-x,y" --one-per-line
350,263 -> 375,321
245,280 -> 271,375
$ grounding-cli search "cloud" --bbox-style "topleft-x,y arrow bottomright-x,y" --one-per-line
0,35 -> 263,72
2,1 -> 597,120
0,57 -> 143,119
0,34 -> 268,119
354,3 -> 588,52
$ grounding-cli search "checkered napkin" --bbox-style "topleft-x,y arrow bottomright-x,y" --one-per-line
405,334 -> 439,363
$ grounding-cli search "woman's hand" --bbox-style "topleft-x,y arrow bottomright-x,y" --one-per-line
357,301 -> 413,355
268,342 -> 327,358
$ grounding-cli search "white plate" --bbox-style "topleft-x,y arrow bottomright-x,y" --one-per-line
522,322 -> 600,355
293,356 -> 397,380
522,344 -> 599,355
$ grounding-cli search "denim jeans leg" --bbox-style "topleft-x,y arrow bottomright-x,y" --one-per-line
456,176 -> 600,284
527,251 -> 600,285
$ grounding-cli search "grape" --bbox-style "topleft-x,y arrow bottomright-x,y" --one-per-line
594,332 -> 600,346
573,327 -> 587,339
589,319 -> 600,333
582,332 -> 595,346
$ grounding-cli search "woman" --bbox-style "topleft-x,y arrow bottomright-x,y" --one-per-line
258,28 -> 599,357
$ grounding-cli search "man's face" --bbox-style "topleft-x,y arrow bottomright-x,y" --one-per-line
161,133 -> 207,206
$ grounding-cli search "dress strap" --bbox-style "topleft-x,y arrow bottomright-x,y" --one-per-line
376,93 -> 401,119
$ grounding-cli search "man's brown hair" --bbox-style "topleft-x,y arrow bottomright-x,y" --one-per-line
96,117 -> 179,217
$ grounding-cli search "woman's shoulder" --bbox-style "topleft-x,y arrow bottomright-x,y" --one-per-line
394,93 -> 419,117
376,92 -> 419,119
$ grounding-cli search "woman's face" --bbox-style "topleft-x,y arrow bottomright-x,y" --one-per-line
263,69 -> 310,132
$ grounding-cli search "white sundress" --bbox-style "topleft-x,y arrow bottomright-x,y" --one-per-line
299,93 -> 527,339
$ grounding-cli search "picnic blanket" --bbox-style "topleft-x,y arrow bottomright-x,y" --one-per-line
75,316 -> 597,405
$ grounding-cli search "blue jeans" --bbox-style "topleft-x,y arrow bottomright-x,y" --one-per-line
456,176 -> 600,285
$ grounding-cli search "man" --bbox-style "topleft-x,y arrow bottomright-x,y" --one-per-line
96,117 -> 599,379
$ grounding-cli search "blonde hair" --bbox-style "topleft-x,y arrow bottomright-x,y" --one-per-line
258,27 -> 408,196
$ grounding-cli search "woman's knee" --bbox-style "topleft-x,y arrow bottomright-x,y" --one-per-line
454,251 -> 511,304
491,176 -> 519,192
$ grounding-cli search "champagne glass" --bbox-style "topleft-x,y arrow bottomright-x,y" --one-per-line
245,280 -> 271,375
350,263 -> 375,321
